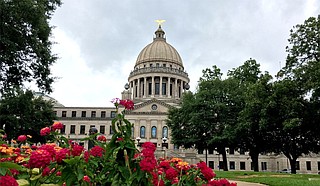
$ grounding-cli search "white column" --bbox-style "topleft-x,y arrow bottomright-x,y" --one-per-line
174,78 -> 178,98
151,76 -> 155,97
168,77 -> 171,97
133,80 -> 136,98
144,77 -> 147,98
137,78 -> 140,98
180,80 -> 183,97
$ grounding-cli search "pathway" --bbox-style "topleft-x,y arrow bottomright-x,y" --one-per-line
229,180 -> 267,186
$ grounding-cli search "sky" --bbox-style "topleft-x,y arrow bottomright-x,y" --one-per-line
46,0 -> 319,107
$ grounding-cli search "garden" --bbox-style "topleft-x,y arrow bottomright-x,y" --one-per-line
0,99 -> 237,186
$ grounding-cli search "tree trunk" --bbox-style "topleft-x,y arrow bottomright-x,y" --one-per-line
221,148 -> 228,171
250,150 -> 259,172
217,146 -> 228,171
289,158 -> 297,174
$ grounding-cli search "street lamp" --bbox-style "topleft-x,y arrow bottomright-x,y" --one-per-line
203,132 -> 208,165
136,136 -> 141,147
162,137 -> 168,158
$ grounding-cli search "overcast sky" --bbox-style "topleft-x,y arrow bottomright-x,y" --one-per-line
46,0 -> 319,107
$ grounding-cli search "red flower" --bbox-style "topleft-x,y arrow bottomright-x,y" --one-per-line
83,175 -> 90,182
90,146 -> 105,157
70,144 -> 84,156
56,148 -> 70,163
119,99 -> 134,110
52,122 -> 64,130
141,142 -> 156,152
17,135 -> 27,142
56,171 -> 62,176
165,167 -> 178,180
116,137 -> 124,142
28,150 -> 51,168
42,167 -> 51,176
201,167 -> 215,181
140,157 -> 157,172
84,151 -> 90,163
97,135 -> 106,142
40,127 -> 51,136
0,175 -> 18,186
38,144 -> 56,158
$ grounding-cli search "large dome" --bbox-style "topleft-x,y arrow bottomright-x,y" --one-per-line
135,26 -> 183,67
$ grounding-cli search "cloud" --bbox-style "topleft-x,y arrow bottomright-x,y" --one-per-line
48,0 -> 319,106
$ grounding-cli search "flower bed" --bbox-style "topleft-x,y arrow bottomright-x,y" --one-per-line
0,99 -> 237,186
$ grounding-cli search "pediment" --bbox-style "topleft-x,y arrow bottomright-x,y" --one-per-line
126,98 -> 175,114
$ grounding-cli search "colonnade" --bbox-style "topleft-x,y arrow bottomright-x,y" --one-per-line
129,76 -> 188,99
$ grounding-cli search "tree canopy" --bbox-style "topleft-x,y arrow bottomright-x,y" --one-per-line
0,88 -> 56,142
0,0 -> 62,94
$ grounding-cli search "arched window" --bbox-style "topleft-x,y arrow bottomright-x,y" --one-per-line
162,126 -> 168,138
140,126 -> 145,138
151,126 -> 157,138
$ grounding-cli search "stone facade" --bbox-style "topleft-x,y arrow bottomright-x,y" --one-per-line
52,25 -> 320,174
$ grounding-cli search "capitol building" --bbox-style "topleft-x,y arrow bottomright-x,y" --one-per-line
52,25 -> 320,174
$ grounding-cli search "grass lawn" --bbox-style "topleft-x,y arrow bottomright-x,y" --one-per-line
215,171 -> 320,186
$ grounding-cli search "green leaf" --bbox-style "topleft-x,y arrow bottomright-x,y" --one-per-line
16,179 -> 30,186
0,161 -> 24,170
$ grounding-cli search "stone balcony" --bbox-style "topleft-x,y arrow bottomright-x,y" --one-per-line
129,67 -> 189,79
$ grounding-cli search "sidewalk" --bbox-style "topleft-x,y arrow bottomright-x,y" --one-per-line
229,180 -> 267,186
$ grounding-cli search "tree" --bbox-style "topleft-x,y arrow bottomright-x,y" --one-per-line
0,0 -> 62,94
281,16 -> 320,97
0,88 -> 56,142
228,59 -> 275,172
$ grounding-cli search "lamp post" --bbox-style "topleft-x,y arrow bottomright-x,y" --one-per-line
203,132 -> 207,165
136,136 -> 141,147
162,137 -> 168,158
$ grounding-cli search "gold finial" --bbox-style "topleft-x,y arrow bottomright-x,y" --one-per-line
155,19 -> 166,27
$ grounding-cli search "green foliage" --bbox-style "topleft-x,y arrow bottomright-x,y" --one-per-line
0,88 -> 56,142
0,0 -> 61,94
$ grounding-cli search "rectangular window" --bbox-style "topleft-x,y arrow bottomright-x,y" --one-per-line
170,84 -> 173,96
110,126 -> 114,134
79,142 -> 84,146
100,126 -> 105,134
62,111 -> 67,117
229,147 -> 235,154
230,161 -> 235,170
70,125 -> 75,134
148,83 -> 152,95
91,111 -> 96,118
101,111 -> 106,118
198,149 -> 203,154
90,125 -> 95,129
306,161 -> 311,171
110,111 -> 116,118
261,162 -> 267,171
318,162 -> 320,171
60,125 -> 65,134
80,125 -> 85,134
81,111 -> 86,117
240,162 -> 246,170
155,83 -> 160,95
163,64 -> 166,67
156,63 -> 159,67
53,111 -> 57,116
209,161 -> 214,169
219,161 -> 224,170
72,111 -> 76,117
162,83 -> 166,95
150,64 -> 153,67
296,161 -> 300,170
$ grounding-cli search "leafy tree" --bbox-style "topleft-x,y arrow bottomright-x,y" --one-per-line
0,88 -> 56,142
228,59 -> 275,172
0,0 -> 62,94
271,79 -> 320,174
281,16 -> 320,97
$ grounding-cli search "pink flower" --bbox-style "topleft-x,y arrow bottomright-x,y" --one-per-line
52,122 -> 64,130
97,135 -> 106,142
90,146 -> 105,157
84,151 -> 90,163
70,144 -> 84,156
165,167 -> 178,180
28,150 -> 51,168
17,135 -> 27,142
119,99 -> 134,110
56,148 -> 70,163
40,127 -> 51,136
83,175 -> 90,182
0,175 -> 18,186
